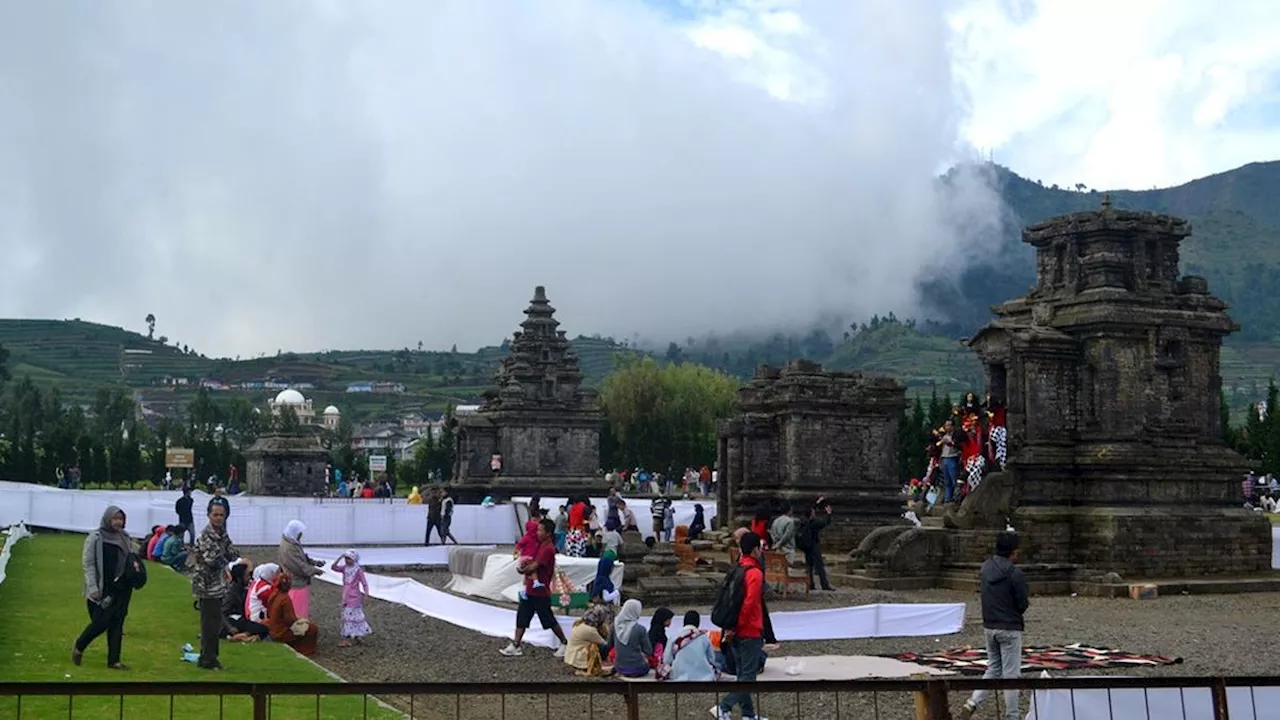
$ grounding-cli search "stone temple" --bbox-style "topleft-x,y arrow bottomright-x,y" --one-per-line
245,434 -> 330,497
716,360 -> 906,550
967,203 -> 1271,578
452,286 -> 602,500
853,203 -> 1271,592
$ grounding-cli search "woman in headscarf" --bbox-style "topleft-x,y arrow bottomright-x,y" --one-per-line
610,599 -> 653,678
647,607 -> 675,667
73,505 -> 135,669
660,610 -> 718,682
245,562 -> 279,628
265,571 -> 319,656
407,486 -> 423,505
276,520 -> 323,618
564,602 -> 614,677
688,504 -> 706,541
331,550 -> 372,647
590,550 -> 616,600
221,559 -> 266,642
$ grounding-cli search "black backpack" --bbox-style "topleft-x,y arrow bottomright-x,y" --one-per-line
121,552 -> 148,590
710,565 -> 746,629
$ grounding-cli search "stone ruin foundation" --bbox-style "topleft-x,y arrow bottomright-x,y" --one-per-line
245,433 -> 330,497
851,203 -> 1273,595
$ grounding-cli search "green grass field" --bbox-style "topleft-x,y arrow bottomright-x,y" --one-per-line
0,532 -> 399,719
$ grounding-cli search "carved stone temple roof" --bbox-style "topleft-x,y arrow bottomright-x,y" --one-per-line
481,286 -> 597,412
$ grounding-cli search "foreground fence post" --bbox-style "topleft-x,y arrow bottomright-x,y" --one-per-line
251,685 -> 268,720
1211,678 -> 1230,720
624,684 -> 640,720
925,680 -> 951,720
912,674 -> 930,720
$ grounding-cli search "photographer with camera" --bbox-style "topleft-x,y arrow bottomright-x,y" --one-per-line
796,496 -> 835,592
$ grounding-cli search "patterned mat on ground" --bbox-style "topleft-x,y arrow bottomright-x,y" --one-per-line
890,644 -> 1184,674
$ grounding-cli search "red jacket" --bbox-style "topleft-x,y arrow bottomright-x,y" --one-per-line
735,555 -> 765,639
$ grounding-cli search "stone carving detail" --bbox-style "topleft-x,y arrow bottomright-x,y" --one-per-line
453,286 -> 602,499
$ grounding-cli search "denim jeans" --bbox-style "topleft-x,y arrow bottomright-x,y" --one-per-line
719,637 -> 764,718
968,628 -> 1022,720
941,457 -> 961,503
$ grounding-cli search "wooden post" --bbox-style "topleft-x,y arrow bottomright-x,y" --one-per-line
1210,678 -> 1230,720
925,680 -> 952,720
912,673 -> 930,720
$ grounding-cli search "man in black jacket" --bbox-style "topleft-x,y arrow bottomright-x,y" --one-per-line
957,531 -> 1029,720
175,486 -> 195,545
797,498 -> 835,591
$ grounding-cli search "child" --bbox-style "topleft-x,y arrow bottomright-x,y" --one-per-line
331,550 -> 372,647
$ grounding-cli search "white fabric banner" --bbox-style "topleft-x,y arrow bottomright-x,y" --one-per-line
444,552 -> 625,602
0,523 -> 33,587
1272,526 -> 1279,569
1026,683 -> 1280,720
0,482 -> 719,547
312,562 -> 965,649
305,545 -> 480,567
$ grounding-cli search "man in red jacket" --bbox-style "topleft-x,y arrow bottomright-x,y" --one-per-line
716,532 -> 766,720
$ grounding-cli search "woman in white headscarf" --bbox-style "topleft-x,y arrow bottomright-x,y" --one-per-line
245,562 -> 279,627
276,520 -> 323,618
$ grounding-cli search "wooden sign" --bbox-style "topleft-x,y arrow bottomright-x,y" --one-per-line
165,448 -> 195,468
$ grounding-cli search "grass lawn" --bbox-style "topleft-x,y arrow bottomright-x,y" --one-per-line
0,532 -> 400,719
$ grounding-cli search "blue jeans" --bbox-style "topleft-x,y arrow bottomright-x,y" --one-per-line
941,457 -> 960,503
967,628 -> 1023,720
720,637 -> 764,717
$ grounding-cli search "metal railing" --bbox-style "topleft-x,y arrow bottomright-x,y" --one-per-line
0,675 -> 1274,720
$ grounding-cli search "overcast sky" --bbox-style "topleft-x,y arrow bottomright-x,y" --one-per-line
1,1 -> 1276,357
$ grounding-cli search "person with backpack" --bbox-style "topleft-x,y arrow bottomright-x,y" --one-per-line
73,505 -> 140,670
713,532 -> 767,720
956,531 -> 1030,720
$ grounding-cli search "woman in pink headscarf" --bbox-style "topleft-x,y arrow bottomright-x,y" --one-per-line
331,550 -> 372,647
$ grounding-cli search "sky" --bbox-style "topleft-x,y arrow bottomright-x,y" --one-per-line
0,0 -> 1277,357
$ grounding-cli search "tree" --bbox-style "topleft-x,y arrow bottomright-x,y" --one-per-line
276,405 -> 301,435
0,343 -> 9,385
145,313 -> 156,339
600,356 -> 738,469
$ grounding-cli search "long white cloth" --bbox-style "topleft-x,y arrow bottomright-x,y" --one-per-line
1272,526 -> 1280,570
0,523 -> 33,587
311,562 -> 965,648
1027,682 -> 1280,720
444,552 -> 624,602
306,545 -> 477,567
0,481 -> 719,546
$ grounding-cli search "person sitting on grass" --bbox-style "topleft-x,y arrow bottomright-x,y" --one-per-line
221,559 -> 266,642
160,525 -> 187,570
266,570 -> 319,656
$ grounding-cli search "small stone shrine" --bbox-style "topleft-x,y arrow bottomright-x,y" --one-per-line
452,286 -> 603,500
716,360 -> 906,549
244,433 -> 330,497
968,202 -> 1271,577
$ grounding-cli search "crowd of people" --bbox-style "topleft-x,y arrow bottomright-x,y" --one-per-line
72,491 -> 374,671
604,465 -> 716,497
908,391 -> 1008,507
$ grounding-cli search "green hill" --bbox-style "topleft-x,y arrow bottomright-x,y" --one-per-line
0,319 -> 639,422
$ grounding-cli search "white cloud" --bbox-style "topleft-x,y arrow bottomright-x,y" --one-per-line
0,0 -> 999,356
950,0 -> 1280,189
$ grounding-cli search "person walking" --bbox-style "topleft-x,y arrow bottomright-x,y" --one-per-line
715,532 -> 766,720
798,500 -> 835,591
192,502 -> 238,670
438,487 -> 459,544
72,506 -> 136,669
425,488 -> 442,545
956,531 -> 1030,720
650,492 -> 671,541
499,518 -> 569,657
175,485 -> 195,545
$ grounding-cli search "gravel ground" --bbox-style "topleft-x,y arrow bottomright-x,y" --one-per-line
235,548 -> 1280,719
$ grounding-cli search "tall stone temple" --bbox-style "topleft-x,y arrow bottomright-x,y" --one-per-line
968,202 -> 1271,577
452,286 -> 602,500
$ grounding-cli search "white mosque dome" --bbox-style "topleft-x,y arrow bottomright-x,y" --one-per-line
323,405 -> 340,415
274,388 -> 307,405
